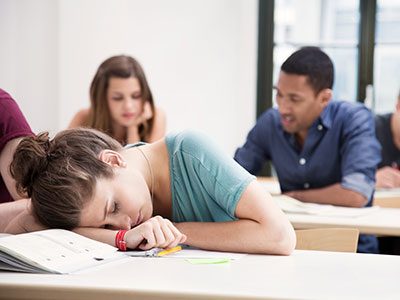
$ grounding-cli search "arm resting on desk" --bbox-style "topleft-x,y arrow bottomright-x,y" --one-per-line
284,183 -> 367,207
175,180 -> 296,255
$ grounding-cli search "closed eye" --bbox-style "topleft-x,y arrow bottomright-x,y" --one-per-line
112,201 -> 120,214
131,93 -> 142,99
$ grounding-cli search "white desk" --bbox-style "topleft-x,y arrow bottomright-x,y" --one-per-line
286,207 -> 400,236
374,189 -> 400,208
0,250 -> 399,300
257,177 -> 400,236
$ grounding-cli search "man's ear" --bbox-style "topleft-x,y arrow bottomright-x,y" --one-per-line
318,88 -> 332,108
98,150 -> 127,167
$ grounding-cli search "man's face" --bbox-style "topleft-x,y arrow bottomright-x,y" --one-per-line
275,71 -> 330,136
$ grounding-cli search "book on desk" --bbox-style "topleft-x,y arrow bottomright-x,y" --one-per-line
0,229 -> 127,274
0,229 -> 246,274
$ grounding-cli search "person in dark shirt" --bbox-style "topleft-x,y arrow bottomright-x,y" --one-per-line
0,89 -> 34,231
374,90 -> 400,255
234,47 -> 381,253
375,90 -> 400,188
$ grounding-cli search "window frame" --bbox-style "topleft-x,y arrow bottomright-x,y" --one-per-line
257,0 -> 377,113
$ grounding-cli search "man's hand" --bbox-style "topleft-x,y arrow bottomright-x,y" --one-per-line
376,166 -> 400,188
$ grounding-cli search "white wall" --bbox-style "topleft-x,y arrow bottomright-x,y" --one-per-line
0,0 -> 59,135
0,0 -> 257,155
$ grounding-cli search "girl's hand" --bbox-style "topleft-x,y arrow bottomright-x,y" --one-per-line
126,102 -> 153,143
130,102 -> 153,128
124,216 -> 186,250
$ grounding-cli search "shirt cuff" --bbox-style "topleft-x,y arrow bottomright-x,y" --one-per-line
341,172 -> 375,204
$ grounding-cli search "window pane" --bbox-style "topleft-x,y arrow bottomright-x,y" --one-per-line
375,0 -> 400,43
273,0 -> 359,102
374,0 -> 400,113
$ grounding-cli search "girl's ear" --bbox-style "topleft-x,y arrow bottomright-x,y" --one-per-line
98,150 -> 127,167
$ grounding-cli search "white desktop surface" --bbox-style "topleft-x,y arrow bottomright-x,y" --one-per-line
287,207 -> 400,236
1,250 -> 399,300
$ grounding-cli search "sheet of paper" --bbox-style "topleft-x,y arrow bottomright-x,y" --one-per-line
375,188 -> 400,198
162,248 -> 246,260
259,181 -> 281,195
126,248 -> 246,260
186,258 -> 231,265
273,195 -> 380,217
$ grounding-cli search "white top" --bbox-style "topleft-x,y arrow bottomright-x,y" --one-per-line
1,250 -> 399,300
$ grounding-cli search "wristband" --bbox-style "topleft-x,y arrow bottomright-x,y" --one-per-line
115,230 -> 127,251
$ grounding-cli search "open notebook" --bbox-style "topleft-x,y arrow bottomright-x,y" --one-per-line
0,230 -> 246,274
0,229 -> 126,274
273,195 -> 379,217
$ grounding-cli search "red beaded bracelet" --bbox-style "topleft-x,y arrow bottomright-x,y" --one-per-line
115,230 -> 127,251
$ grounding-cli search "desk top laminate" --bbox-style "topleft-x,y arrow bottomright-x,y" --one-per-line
0,250 -> 399,300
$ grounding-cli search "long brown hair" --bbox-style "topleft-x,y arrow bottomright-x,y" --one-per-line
10,128 -> 122,229
87,55 -> 155,143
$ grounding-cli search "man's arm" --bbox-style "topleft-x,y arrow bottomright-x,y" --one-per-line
234,112 -> 272,175
175,180 -> 296,255
289,106 -> 379,207
284,183 -> 367,207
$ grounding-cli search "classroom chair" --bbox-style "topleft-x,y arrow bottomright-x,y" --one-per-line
373,197 -> 400,208
295,228 -> 359,253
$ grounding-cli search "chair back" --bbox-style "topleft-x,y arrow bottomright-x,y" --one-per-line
295,228 -> 359,253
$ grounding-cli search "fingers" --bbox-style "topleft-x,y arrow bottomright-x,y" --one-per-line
125,216 -> 185,250
376,167 -> 400,188
142,102 -> 153,120
133,102 -> 153,126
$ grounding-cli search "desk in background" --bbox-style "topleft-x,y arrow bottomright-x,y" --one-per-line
257,176 -> 400,208
374,188 -> 400,208
257,177 -> 400,236
287,207 -> 400,236
1,250 -> 399,300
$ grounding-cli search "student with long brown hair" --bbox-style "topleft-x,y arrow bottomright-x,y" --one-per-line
69,55 -> 166,144
8,128 -> 295,255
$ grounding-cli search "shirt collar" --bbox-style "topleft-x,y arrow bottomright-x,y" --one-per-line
318,101 -> 333,129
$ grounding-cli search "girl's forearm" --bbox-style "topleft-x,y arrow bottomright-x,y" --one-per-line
175,219 -> 294,255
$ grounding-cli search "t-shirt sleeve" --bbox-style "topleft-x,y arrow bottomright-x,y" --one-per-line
172,131 -> 255,219
0,90 -> 33,152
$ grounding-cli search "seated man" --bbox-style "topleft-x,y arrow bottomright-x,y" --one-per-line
375,90 -> 400,188
374,90 -> 400,254
234,47 -> 381,253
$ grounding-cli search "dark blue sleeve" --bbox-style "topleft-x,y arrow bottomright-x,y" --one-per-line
340,104 -> 381,201
234,110 -> 273,175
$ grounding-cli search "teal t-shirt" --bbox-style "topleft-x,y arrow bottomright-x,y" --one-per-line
165,131 -> 255,223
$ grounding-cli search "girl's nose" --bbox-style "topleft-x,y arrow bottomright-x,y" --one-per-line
116,215 -> 132,230
123,98 -> 133,109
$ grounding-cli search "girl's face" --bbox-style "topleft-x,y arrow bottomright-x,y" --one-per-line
106,77 -> 145,127
79,168 -> 153,230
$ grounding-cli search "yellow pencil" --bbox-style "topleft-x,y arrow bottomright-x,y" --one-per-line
156,246 -> 182,257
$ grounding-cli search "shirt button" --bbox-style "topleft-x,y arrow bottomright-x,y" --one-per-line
317,124 -> 323,131
304,182 -> 310,189
299,158 -> 306,165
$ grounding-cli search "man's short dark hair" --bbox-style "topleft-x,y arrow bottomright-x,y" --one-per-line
281,46 -> 334,94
